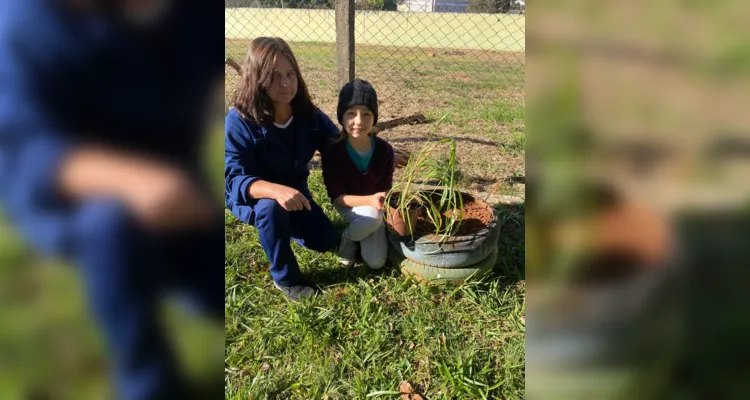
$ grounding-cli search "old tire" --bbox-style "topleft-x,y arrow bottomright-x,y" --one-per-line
397,247 -> 498,285
388,195 -> 500,268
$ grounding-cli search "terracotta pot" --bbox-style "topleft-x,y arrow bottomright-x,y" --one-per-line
386,204 -> 422,236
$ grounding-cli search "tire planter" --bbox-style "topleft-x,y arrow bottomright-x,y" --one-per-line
396,247 -> 498,285
388,194 -> 501,268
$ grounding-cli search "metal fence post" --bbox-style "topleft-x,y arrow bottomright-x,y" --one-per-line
335,0 -> 355,88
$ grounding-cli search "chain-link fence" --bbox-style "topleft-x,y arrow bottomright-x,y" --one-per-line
225,2 -> 525,123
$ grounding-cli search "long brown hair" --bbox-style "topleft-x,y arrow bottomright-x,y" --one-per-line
231,37 -> 315,125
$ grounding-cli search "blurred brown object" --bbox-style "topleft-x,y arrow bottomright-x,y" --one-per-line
549,193 -> 672,283
592,199 -> 671,267
394,149 -> 410,169
225,57 -> 241,75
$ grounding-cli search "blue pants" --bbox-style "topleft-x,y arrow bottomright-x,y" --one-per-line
71,199 -> 223,400
252,198 -> 337,286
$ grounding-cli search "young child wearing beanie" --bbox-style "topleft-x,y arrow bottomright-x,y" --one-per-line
320,79 -> 396,269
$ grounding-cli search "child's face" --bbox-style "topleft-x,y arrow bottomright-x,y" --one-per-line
343,105 -> 374,140
267,55 -> 298,106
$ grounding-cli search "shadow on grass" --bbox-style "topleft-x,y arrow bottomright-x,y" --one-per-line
307,259 -> 398,289
492,201 -> 525,282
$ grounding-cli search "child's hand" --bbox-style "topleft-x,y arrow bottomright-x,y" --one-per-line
370,192 -> 386,211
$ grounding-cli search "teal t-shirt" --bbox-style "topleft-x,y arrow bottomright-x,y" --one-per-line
345,136 -> 375,174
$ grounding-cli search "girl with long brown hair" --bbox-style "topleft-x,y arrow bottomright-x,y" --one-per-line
225,37 -> 341,301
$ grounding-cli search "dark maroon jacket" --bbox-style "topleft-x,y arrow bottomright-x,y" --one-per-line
320,136 -> 395,204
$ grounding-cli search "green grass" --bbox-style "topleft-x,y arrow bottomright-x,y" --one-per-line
0,232 -> 225,399
225,40 -> 525,110
501,132 -> 526,155
481,101 -> 525,125
425,98 -> 525,135
225,170 -> 526,399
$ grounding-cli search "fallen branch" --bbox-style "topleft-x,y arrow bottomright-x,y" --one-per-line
374,113 -> 428,132
225,57 -> 241,75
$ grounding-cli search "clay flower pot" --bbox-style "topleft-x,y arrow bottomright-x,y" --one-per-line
385,203 -> 422,237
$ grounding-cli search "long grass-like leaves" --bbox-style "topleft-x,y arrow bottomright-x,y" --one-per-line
385,113 -> 466,241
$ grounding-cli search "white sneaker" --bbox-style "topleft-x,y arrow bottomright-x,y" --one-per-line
338,236 -> 357,267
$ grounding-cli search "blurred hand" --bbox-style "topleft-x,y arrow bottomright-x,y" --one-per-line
369,192 -> 386,211
394,150 -> 409,169
125,167 -> 215,230
272,185 -> 311,212
59,146 -> 216,230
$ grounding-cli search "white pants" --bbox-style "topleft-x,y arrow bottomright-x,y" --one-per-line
336,205 -> 388,269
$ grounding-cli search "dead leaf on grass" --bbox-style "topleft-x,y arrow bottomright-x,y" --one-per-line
334,288 -> 349,300
399,381 -> 425,400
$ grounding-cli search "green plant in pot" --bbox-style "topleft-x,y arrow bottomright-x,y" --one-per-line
385,114 -> 464,239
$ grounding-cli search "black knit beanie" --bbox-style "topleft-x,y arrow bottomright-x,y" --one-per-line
337,78 -> 378,125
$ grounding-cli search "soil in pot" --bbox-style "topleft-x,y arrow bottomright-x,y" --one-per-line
415,194 -> 494,236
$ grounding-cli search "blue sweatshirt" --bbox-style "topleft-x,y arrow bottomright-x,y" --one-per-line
224,108 -> 340,224
0,1 -> 220,255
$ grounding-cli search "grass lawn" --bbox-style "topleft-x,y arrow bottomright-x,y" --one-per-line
0,226 -> 225,400
225,171 -> 525,399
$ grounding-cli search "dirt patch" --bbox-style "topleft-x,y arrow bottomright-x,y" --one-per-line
451,71 -> 473,82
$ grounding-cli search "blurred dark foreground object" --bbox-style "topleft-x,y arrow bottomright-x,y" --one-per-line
0,1 -> 223,399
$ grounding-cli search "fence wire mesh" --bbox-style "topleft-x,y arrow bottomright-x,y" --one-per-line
225,2 -> 524,121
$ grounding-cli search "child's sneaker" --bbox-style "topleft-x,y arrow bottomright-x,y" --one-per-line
273,281 -> 317,302
338,236 -> 357,267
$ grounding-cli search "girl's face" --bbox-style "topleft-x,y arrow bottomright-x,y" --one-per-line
343,105 -> 375,140
267,55 -> 298,106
